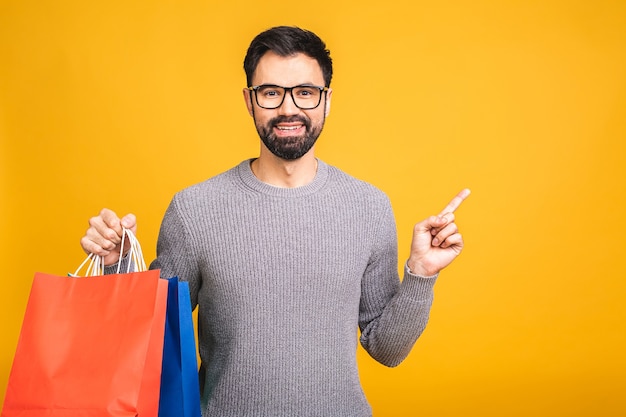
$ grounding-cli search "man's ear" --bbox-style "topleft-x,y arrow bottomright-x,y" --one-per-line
243,88 -> 254,117
324,88 -> 332,117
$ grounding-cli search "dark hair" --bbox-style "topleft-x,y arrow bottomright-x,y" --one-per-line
243,26 -> 333,87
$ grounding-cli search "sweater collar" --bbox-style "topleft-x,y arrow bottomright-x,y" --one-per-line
237,158 -> 330,197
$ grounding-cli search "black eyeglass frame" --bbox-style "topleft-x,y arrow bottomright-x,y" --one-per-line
247,84 -> 329,110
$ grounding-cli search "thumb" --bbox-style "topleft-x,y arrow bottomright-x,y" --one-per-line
120,214 -> 137,234
415,215 -> 447,234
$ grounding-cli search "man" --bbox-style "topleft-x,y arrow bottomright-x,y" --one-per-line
81,26 -> 470,416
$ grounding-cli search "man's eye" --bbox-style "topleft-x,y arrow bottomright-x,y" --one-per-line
295,88 -> 316,98
260,88 -> 282,98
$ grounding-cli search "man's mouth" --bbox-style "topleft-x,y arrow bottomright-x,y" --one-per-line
276,125 -> 303,131
273,122 -> 306,136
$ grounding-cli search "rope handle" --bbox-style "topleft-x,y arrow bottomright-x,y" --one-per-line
71,228 -> 146,277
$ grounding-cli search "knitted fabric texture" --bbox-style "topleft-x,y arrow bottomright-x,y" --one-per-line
148,159 -> 437,417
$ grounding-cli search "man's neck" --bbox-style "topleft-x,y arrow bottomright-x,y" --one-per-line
251,152 -> 318,188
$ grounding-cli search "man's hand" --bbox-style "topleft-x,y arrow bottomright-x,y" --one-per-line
80,208 -> 137,266
407,189 -> 471,277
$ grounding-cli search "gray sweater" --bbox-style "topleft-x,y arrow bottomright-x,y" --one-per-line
150,159 -> 437,416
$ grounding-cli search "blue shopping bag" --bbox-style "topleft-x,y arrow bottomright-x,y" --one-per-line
158,277 -> 202,417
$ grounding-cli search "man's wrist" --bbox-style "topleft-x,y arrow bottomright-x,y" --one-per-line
406,260 -> 438,278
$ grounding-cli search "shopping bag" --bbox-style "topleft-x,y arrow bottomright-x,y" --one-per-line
1,230 -> 168,417
158,278 -> 202,417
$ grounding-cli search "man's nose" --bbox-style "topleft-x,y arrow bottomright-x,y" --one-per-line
278,90 -> 300,115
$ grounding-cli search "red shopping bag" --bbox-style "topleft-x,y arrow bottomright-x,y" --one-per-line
2,233 -> 168,417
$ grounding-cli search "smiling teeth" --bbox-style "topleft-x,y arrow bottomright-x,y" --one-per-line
277,126 -> 301,130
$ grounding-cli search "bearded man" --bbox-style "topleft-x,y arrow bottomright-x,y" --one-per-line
81,26 -> 470,417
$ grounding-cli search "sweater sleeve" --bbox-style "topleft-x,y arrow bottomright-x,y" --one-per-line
149,194 -> 202,309
358,201 -> 438,367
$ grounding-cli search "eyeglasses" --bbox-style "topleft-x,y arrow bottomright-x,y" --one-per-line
247,84 -> 329,110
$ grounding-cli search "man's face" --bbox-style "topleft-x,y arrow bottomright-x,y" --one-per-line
244,51 -> 332,160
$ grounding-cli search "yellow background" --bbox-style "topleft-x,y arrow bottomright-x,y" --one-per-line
1,0 -> 625,415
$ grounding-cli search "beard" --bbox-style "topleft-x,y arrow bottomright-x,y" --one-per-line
254,114 -> 325,160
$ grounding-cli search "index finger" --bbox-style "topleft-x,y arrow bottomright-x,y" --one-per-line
439,188 -> 471,215
99,208 -> 123,230
90,208 -> 123,242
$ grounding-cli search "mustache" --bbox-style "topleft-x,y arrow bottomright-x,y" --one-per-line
269,115 -> 310,129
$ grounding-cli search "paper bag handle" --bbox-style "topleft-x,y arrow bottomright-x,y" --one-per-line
72,228 -> 146,277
